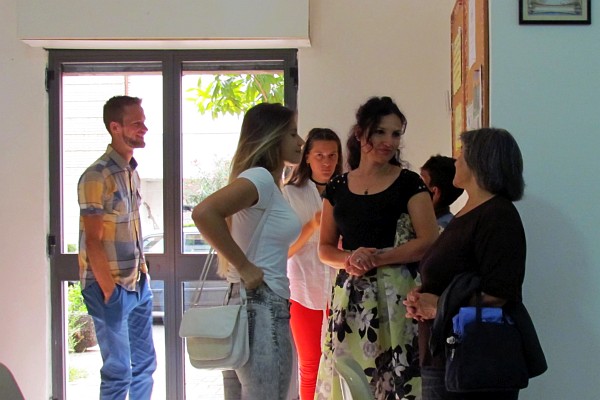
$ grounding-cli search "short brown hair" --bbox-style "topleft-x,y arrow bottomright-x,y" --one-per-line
421,155 -> 464,207
103,95 -> 142,133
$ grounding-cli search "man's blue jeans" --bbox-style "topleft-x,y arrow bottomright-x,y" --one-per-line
82,273 -> 157,400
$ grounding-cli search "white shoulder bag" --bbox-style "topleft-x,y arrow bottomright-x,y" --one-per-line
179,185 -> 274,370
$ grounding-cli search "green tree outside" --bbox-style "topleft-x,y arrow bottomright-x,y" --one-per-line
185,73 -> 284,119
183,72 -> 284,206
183,157 -> 231,214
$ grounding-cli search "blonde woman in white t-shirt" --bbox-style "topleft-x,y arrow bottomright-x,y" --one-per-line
282,128 -> 343,400
193,103 -> 304,400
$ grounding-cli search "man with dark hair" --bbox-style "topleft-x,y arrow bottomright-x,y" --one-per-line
78,95 -> 156,399
421,155 -> 464,229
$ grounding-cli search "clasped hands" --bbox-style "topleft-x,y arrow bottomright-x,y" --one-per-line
403,287 -> 439,321
344,247 -> 378,276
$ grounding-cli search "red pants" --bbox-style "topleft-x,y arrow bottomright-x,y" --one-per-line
290,300 -> 327,400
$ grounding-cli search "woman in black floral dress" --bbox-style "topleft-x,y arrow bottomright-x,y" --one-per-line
315,97 -> 438,400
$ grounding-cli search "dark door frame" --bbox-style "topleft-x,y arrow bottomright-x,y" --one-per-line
47,48 -> 297,400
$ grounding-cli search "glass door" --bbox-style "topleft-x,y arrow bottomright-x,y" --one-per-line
48,49 -> 297,400
51,57 -> 167,400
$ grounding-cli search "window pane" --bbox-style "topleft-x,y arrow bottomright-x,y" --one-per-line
61,73 -> 164,254
181,73 -> 242,254
64,280 -> 100,399
60,70 -> 165,400
182,280 -> 230,398
64,280 -> 166,399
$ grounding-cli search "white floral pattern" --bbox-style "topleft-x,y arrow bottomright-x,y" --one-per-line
315,213 -> 421,400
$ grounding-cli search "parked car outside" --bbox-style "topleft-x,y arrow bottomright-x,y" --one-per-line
143,226 -> 211,254
143,227 -> 226,322
148,279 -> 229,323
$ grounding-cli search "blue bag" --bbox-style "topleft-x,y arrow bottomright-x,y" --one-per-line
445,304 -> 528,392
451,306 -> 514,339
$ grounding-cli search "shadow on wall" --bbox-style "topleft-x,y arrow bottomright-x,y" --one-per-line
517,193 -> 600,399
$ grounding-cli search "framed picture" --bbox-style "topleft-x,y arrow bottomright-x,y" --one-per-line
519,0 -> 591,25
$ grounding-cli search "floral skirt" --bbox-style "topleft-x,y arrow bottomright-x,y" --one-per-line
314,265 -> 421,400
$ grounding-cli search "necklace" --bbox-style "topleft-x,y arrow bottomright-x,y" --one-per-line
355,164 -> 396,195
310,176 -> 328,186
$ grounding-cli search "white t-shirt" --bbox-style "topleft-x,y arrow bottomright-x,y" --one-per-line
283,181 -> 336,310
228,167 -> 301,300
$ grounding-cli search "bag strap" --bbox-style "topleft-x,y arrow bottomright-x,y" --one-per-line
474,292 -> 509,323
191,180 -> 276,307
475,292 -> 483,322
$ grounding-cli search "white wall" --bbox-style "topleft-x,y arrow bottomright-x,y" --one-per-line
489,2 -> 600,399
0,0 -> 49,399
298,1 -> 454,169
17,0 -> 310,49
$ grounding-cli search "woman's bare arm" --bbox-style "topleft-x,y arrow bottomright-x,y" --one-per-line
192,177 -> 264,289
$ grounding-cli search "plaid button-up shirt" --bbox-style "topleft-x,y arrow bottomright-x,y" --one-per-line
78,145 -> 146,291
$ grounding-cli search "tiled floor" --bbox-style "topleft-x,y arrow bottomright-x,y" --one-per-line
67,324 -> 224,399
67,323 -> 299,399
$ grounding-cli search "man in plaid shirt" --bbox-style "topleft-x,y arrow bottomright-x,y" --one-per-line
78,95 -> 156,400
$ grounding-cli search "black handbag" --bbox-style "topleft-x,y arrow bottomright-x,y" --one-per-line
445,301 -> 529,393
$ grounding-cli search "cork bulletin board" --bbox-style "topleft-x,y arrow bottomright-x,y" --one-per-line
450,0 -> 489,157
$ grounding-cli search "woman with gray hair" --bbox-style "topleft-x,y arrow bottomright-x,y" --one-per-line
405,127 -> 527,400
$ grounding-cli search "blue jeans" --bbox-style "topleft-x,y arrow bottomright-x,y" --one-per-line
82,273 -> 157,400
223,282 -> 292,400
422,367 -> 519,400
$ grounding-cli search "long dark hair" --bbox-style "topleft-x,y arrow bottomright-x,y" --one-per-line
287,128 -> 343,187
346,96 -> 407,170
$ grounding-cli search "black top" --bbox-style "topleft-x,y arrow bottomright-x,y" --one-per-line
323,169 -> 427,250
418,195 -> 526,367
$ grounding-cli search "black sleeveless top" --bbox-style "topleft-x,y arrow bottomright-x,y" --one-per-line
323,169 -> 427,251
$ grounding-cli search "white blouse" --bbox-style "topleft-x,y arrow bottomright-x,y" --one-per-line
282,181 -> 336,310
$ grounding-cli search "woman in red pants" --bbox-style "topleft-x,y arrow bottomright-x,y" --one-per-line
283,128 -> 343,399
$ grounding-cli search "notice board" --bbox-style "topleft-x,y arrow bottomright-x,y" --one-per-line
451,0 -> 489,157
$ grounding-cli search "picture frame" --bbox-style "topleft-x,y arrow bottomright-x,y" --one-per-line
519,0 -> 591,25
